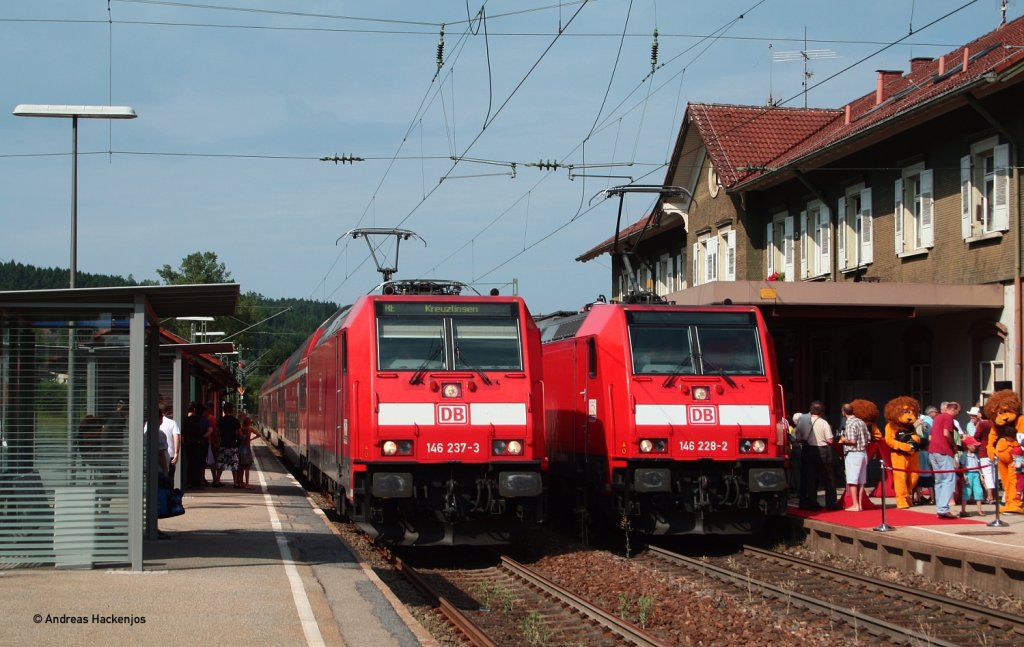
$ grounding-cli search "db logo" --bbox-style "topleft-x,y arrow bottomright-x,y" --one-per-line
437,403 -> 469,425
688,405 -> 717,425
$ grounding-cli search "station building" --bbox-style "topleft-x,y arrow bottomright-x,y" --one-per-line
578,16 -> 1024,414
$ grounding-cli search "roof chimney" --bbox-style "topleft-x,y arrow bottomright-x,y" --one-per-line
844,104 -> 851,125
910,57 -> 933,75
962,47 -> 970,73
875,70 -> 903,105
939,55 -> 945,75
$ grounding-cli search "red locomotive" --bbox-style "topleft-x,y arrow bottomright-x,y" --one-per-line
259,229 -> 545,545
537,300 -> 788,535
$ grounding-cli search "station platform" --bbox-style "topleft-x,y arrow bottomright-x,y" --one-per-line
0,441 -> 434,647
787,490 -> 1024,597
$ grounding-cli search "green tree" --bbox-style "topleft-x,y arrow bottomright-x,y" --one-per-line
156,251 -> 231,285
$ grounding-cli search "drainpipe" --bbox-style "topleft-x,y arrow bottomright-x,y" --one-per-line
964,93 -> 1022,392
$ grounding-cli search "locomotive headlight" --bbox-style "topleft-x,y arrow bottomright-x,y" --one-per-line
492,439 -> 524,456
639,439 -> 667,454
739,439 -> 768,453
441,382 -> 462,399
692,386 -> 710,401
381,440 -> 413,456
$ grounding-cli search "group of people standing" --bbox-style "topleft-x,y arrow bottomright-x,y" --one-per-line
792,396 -> 1024,518
175,401 -> 258,490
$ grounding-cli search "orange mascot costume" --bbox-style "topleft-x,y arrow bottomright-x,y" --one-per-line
883,396 -> 922,509
844,399 -> 881,510
984,389 -> 1024,514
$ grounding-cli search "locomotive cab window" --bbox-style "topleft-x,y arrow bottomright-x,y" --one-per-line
376,302 -> 522,372
453,320 -> 522,371
378,319 -> 445,370
627,311 -> 763,376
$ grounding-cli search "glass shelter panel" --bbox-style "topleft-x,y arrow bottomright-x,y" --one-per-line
0,309 -> 134,567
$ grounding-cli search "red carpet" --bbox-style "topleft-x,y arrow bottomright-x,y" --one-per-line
788,505 -> 985,528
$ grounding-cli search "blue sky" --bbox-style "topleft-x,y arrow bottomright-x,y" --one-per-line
1,0 -> 1018,313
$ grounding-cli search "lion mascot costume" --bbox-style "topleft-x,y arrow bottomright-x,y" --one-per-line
984,389 -> 1024,514
843,399 -> 881,510
884,396 -> 922,509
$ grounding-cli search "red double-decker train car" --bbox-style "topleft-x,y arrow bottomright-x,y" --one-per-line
538,302 -> 788,535
259,281 -> 546,545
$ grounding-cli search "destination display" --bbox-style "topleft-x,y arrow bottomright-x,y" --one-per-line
376,301 -> 516,318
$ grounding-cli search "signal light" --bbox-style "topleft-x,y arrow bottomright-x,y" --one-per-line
692,386 -> 710,400
441,383 -> 462,399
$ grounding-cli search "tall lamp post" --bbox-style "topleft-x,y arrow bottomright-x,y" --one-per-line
13,104 -> 137,288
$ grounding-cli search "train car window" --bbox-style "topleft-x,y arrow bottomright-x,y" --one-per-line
694,327 -> 763,375
453,320 -> 522,371
377,319 -> 445,370
630,325 -> 695,375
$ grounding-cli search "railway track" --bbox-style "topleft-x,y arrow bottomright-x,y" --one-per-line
392,551 -> 669,647
642,544 -> 1024,646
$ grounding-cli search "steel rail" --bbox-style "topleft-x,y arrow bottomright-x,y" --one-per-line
743,544 -> 1024,634
393,554 -> 498,647
647,545 -> 960,647
500,555 -> 670,647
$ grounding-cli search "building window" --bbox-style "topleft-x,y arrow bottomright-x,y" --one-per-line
765,213 -> 793,280
895,165 -> 933,254
719,228 -> 736,281
837,185 -> 873,271
961,138 -> 1010,240
800,201 -> 831,279
674,251 -> 685,291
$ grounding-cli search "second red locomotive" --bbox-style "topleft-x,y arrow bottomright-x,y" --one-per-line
538,301 -> 788,536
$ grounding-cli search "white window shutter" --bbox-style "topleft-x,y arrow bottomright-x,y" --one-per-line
859,187 -> 873,265
994,144 -> 1010,231
894,178 -> 904,254
837,196 -> 848,270
765,222 -> 774,276
692,242 -> 700,286
818,205 -> 831,273
725,230 -> 736,281
707,235 -> 719,281
961,154 -> 973,239
920,169 -> 934,248
800,210 -> 809,279
783,216 -> 795,280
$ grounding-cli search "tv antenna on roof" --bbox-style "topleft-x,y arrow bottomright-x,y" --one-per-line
772,27 -> 837,108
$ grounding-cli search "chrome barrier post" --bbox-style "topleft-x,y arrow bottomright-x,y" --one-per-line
873,459 -> 895,532
988,461 -> 1009,528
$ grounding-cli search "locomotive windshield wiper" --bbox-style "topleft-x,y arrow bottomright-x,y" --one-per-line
662,355 -> 694,388
455,345 -> 492,385
698,356 -> 738,388
410,339 -> 445,385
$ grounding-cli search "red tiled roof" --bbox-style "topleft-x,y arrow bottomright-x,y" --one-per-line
689,104 -> 841,187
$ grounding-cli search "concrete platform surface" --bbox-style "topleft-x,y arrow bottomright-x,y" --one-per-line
0,442 -> 434,647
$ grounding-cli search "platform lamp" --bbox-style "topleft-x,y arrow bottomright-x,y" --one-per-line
13,104 -> 137,288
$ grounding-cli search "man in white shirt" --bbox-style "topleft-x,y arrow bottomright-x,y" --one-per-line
157,406 -> 181,482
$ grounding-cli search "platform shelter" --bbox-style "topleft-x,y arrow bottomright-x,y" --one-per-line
0,284 -> 239,570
